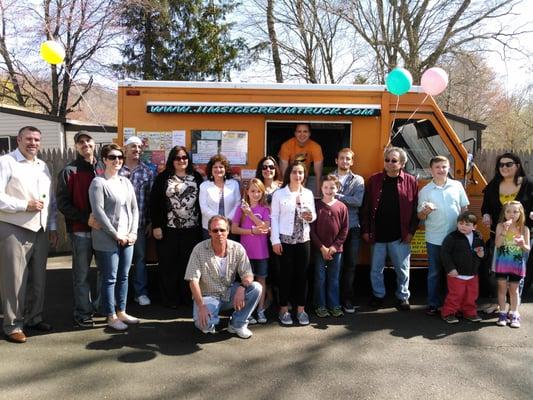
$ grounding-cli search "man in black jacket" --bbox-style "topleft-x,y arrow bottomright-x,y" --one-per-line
57,131 -> 102,328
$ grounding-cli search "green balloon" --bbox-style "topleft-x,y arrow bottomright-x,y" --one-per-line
386,68 -> 413,96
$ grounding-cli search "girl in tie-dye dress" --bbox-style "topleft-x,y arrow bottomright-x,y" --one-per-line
494,201 -> 530,328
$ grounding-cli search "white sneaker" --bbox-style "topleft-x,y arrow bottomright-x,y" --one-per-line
108,318 -> 128,331
118,313 -> 140,325
257,309 -> 267,324
201,324 -> 216,334
134,295 -> 151,306
227,324 -> 253,339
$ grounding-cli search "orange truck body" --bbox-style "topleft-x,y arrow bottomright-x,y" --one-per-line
117,81 -> 487,266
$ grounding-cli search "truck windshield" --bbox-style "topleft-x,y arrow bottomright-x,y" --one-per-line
391,119 -> 455,180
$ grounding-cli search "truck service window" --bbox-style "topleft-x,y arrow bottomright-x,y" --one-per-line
266,121 -> 351,175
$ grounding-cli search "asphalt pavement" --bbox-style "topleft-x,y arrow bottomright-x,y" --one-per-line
0,256 -> 531,400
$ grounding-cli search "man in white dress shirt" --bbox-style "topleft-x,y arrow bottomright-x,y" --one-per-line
0,126 -> 57,343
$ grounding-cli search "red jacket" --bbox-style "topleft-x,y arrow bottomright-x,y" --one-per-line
360,170 -> 419,244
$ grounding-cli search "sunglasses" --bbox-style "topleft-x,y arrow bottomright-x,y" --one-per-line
498,161 -> 515,168
106,155 -> 124,161
384,158 -> 399,164
174,155 -> 188,161
262,164 -> 276,170
210,228 -> 227,233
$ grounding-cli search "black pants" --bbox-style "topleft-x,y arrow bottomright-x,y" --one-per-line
278,241 -> 310,307
156,226 -> 201,306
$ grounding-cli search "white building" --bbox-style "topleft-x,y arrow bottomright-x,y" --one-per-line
0,103 -> 116,152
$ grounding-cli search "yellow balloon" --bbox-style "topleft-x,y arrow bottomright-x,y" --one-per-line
40,40 -> 65,65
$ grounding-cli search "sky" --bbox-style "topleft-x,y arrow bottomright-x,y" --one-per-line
484,0 -> 533,92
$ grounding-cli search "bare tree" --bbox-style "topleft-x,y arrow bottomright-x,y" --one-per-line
243,0 -> 361,83
0,0 -> 122,118
328,0 -> 529,82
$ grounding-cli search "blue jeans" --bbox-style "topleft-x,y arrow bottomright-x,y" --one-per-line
426,242 -> 443,308
341,227 -> 361,303
192,282 -> 262,331
314,252 -> 342,309
95,245 -> 134,316
370,239 -> 411,300
131,228 -> 148,297
70,234 -> 100,320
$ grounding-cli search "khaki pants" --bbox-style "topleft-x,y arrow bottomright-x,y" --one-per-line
0,222 -> 49,335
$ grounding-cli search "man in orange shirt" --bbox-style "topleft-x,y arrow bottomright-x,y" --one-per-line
279,123 -> 323,195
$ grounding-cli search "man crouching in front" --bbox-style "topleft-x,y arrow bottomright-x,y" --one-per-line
184,215 -> 262,338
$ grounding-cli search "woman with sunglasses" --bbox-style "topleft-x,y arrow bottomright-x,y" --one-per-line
255,156 -> 283,310
199,154 -> 241,239
255,156 -> 283,204
271,161 -> 316,326
481,152 -> 533,310
89,144 -> 139,331
150,146 -> 204,308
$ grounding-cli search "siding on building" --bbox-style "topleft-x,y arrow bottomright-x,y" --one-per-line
0,111 -> 64,150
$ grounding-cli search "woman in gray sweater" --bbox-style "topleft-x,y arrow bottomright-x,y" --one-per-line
89,144 -> 139,331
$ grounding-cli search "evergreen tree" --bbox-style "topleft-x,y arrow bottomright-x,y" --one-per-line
116,0 -> 246,81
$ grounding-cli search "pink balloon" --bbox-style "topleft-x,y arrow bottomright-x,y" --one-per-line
421,67 -> 449,96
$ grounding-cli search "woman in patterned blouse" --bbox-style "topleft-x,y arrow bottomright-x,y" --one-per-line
150,146 -> 204,308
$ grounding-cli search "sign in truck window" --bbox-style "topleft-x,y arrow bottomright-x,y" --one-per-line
147,102 -> 381,117
191,130 -> 248,166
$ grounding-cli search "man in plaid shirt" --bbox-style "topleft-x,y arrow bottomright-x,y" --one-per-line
120,136 -> 154,306
185,215 -> 262,339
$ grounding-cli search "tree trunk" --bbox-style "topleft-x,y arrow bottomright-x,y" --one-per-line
267,0 -> 283,83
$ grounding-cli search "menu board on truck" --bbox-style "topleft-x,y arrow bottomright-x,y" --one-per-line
191,130 -> 248,166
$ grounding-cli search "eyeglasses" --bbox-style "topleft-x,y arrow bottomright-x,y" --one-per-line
262,164 -> 276,170
174,155 -> 188,161
210,228 -> 227,233
498,161 -> 515,168
384,158 -> 399,164
106,155 -> 124,161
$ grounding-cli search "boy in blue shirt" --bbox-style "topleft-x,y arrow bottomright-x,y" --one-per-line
418,156 -> 469,315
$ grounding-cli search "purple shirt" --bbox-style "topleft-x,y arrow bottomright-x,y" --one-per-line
310,200 -> 349,252
232,204 -> 271,260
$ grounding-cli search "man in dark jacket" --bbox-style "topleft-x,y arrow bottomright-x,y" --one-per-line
57,131 -> 102,328
361,147 -> 419,311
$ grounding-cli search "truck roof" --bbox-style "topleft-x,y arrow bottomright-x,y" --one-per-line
118,80 -> 425,93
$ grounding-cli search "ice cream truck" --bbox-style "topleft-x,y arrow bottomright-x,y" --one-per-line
117,80 -> 487,266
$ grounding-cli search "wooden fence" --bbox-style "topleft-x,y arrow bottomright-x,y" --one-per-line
474,149 -> 533,182
1,148 -> 76,254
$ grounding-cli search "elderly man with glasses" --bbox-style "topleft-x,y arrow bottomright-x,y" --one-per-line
361,147 -> 419,311
184,215 -> 262,339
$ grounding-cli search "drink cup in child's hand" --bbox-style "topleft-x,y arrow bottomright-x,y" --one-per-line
503,219 -> 513,231
475,247 -> 484,258
426,202 -> 437,211
300,207 -> 312,221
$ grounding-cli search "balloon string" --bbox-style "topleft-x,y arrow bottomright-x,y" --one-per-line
402,94 -> 429,127
388,95 -> 400,146
64,68 -> 108,134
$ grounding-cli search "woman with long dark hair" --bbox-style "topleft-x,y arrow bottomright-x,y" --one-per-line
271,161 -> 316,326
255,156 -> 282,204
150,146 -> 204,308
481,152 -> 533,309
